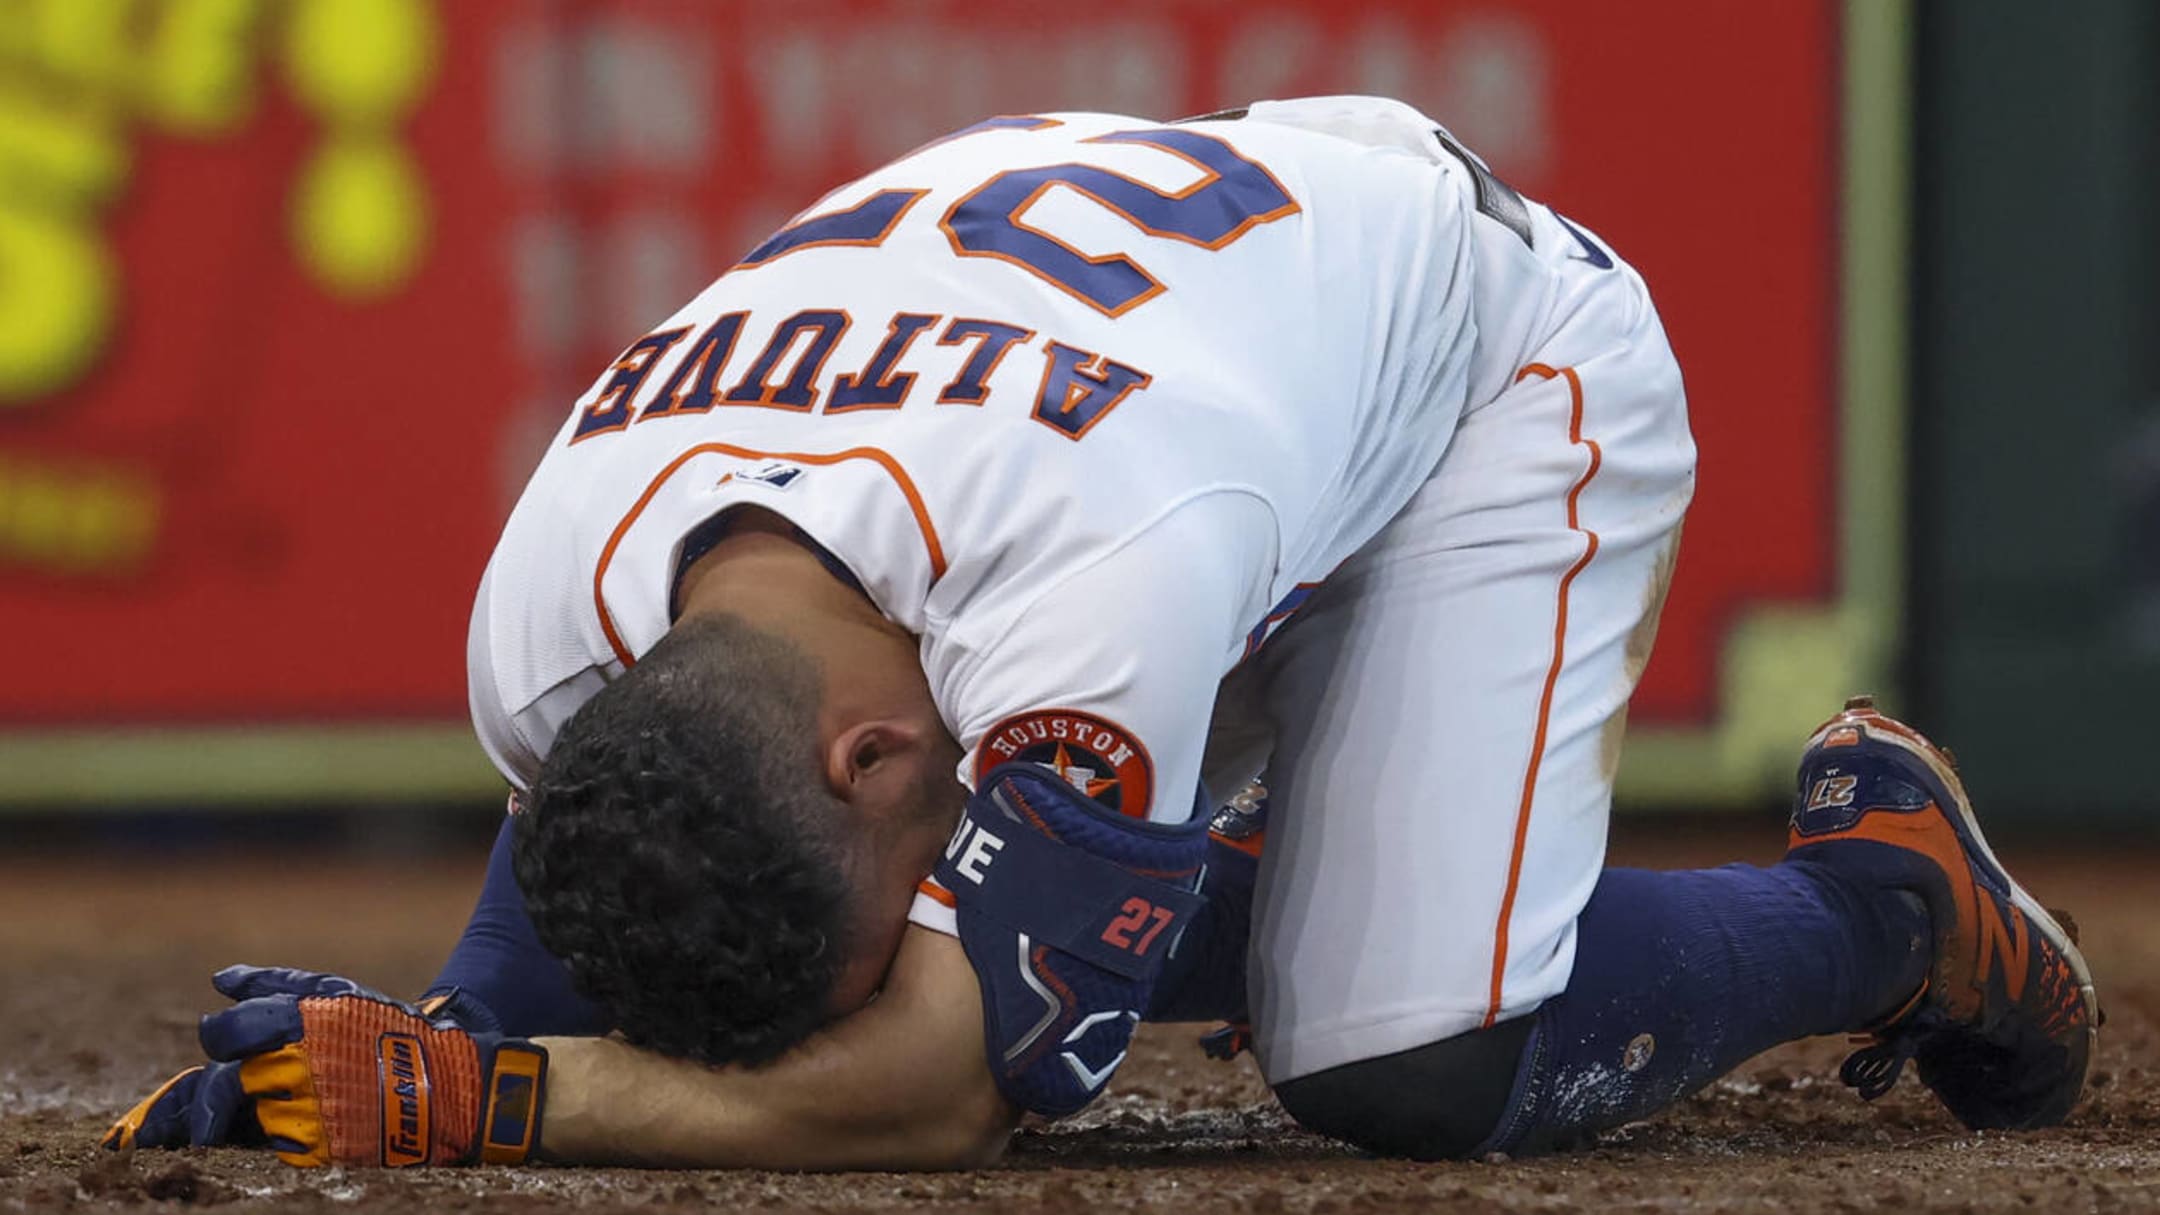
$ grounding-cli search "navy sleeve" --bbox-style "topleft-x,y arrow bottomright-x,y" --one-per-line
424,816 -> 611,1037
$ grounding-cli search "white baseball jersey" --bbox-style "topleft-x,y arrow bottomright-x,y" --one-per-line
472,97 -> 1491,815
468,96 -> 1695,1019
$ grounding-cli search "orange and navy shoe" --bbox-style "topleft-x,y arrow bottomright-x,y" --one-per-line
1786,696 -> 2099,1130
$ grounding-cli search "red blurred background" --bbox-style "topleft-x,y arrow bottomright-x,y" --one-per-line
0,1 -> 1838,743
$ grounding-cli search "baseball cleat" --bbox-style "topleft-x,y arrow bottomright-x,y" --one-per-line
1785,695 -> 2099,1130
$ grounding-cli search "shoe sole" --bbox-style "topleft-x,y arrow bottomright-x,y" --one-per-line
1808,708 -> 2101,1062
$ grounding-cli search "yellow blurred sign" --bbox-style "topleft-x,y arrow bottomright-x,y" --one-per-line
0,0 -> 437,405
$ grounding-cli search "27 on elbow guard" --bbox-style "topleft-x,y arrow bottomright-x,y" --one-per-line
932,762 -> 1207,1117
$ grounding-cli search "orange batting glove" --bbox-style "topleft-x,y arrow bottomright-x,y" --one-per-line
104,966 -> 547,1167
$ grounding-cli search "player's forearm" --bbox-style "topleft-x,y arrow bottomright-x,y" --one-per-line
532,929 -> 1015,1170
535,1037 -> 1009,1170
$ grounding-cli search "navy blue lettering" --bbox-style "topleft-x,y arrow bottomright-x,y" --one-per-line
1030,342 -> 1151,440
570,328 -> 689,443
828,313 -> 940,414
935,319 -> 1034,405
722,310 -> 851,412
640,312 -> 747,421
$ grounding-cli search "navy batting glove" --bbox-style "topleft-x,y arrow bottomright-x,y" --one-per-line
209,965 -> 384,1002
102,1061 -> 259,1151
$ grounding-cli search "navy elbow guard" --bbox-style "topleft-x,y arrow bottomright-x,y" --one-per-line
933,762 -> 1207,1117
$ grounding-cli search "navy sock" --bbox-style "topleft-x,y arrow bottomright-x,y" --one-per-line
1486,861 -> 1929,1153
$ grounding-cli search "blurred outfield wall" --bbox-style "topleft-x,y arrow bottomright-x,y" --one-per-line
1909,0 -> 2158,823
0,0 -> 1888,808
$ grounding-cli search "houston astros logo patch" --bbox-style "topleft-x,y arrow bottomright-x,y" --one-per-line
978,709 -> 1154,816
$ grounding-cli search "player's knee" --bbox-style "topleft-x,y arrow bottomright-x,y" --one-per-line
1271,1016 -> 1534,1160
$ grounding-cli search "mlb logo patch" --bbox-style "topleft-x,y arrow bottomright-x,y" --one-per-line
738,461 -> 805,490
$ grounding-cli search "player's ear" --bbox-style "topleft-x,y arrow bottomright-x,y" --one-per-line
825,718 -> 932,817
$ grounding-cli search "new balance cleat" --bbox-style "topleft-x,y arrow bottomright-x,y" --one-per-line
1786,695 -> 2099,1130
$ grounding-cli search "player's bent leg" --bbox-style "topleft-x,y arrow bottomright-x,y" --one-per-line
1267,700 -> 2100,1158
1481,860 -> 1930,1154
1245,243 -> 1693,1090
1270,859 -> 1930,1158
1273,1017 -> 1532,1160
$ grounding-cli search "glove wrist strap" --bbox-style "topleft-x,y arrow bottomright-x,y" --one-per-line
475,1041 -> 549,1165
416,986 -> 503,1036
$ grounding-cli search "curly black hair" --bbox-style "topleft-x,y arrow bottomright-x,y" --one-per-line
512,613 -> 854,1066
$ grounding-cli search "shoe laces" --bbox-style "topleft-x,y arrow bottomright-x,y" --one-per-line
1838,995 -> 1954,1102
1839,1033 -> 1920,1101
1839,974 -> 1949,1102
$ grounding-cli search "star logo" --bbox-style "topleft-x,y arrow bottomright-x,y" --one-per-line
1035,742 -> 1121,800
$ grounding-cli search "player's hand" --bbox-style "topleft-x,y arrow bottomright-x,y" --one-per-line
104,965 -> 548,1168
100,1060 -> 263,1153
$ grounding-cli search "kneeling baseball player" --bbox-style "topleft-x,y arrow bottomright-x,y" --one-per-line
108,96 -> 2098,1168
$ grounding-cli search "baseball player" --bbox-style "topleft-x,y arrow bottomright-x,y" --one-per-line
108,96 -> 2097,1168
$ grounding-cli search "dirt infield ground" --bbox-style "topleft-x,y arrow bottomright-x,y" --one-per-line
3,821 -> 2155,1213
